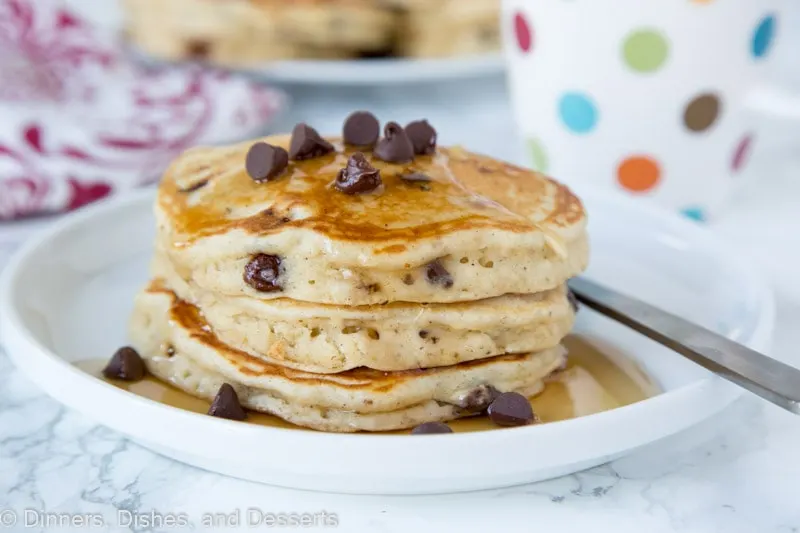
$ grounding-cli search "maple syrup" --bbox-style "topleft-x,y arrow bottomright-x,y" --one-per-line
76,334 -> 658,433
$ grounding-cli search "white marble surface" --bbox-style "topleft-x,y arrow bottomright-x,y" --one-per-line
2,2 -> 800,531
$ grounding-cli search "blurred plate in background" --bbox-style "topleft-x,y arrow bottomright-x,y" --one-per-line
130,49 -> 505,86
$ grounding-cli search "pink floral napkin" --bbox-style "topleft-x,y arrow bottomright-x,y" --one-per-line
0,0 -> 286,220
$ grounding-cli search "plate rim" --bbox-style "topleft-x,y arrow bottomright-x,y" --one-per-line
0,188 -> 775,445
128,46 -> 505,85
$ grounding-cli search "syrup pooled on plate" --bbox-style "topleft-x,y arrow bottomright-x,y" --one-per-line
76,335 -> 659,434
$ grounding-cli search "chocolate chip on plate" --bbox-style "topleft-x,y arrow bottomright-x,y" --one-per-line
461,384 -> 500,412
405,120 -> 437,155
289,123 -> 334,161
244,254 -> 283,292
208,383 -> 247,421
425,259 -> 453,288
335,152 -> 382,194
374,122 -> 414,164
343,111 -> 380,147
400,171 -> 431,182
411,421 -> 453,435
246,142 -> 288,182
487,392 -> 537,427
567,288 -> 579,313
102,346 -> 146,381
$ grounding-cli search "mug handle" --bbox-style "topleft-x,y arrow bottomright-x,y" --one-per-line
746,84 -> 800,120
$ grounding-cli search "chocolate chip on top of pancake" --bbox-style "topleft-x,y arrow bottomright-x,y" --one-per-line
343,111 -> 380,148
289,123 -> 334,161
246,142 -> 289,182
405,119 -> 437,155
374,122 -> 415,163
335,152 -> 383,195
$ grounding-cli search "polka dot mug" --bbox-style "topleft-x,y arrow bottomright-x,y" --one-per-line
502,0 -> 799,221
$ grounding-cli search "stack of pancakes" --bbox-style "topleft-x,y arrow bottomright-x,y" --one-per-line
129,117 -> 589,432
122,0 -> 500,65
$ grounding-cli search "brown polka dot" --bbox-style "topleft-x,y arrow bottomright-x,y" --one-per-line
683,93 -> 721,132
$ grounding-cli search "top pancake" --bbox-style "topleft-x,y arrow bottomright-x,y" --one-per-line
155,133 -> 588,304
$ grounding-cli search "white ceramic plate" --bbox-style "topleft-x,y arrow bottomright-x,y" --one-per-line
130,48 -> 505,85
0,187 -> 774,494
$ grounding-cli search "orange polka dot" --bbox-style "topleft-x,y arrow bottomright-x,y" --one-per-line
617,156 -> 661,192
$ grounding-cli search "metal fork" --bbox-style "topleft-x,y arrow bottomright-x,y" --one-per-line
568,277 -> 800,414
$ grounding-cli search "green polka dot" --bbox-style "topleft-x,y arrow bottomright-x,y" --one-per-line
527,137 -> 549,172
623,30 -> 669,73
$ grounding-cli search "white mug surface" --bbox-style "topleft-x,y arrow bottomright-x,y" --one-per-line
502,0 -> 786,220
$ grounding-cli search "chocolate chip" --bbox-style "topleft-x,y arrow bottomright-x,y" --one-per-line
374,122 -> 414,164
567,289 -> 579,313
261,208 -> 291,226
246,142 -> 288,182
208,383 -> 247,421
405,120 -> 437,155
179,179 -> 208,193
461,384 -> 500,412
400,172 -> 430,182
186,39 -> 211,59
411,422 -> 453,435
343,111 -> 380,147
425,259 -> 453,288
477,26 -> 498,45
487,392 -> 537,427
103,347 -> 146,381
418,330 -> 429,339
289,123 -> 334,161
244,254 -> 282,292
335,152 -> 382,194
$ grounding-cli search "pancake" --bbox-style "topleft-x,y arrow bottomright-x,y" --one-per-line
123,0 -> 298,65
397,0 -> 500,58
274,2 -> 396,52
129,283 -> 567,432
153,255 -> 575,372
124,0 -> 395,65
155,135 -> 588,305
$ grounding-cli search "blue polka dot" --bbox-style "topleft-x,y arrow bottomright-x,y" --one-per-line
681,207 -> 706,223
752,15 -> 776,58
559,93 -> 598,134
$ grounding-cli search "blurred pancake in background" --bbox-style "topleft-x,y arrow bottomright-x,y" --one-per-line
122,0 -> 501,66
